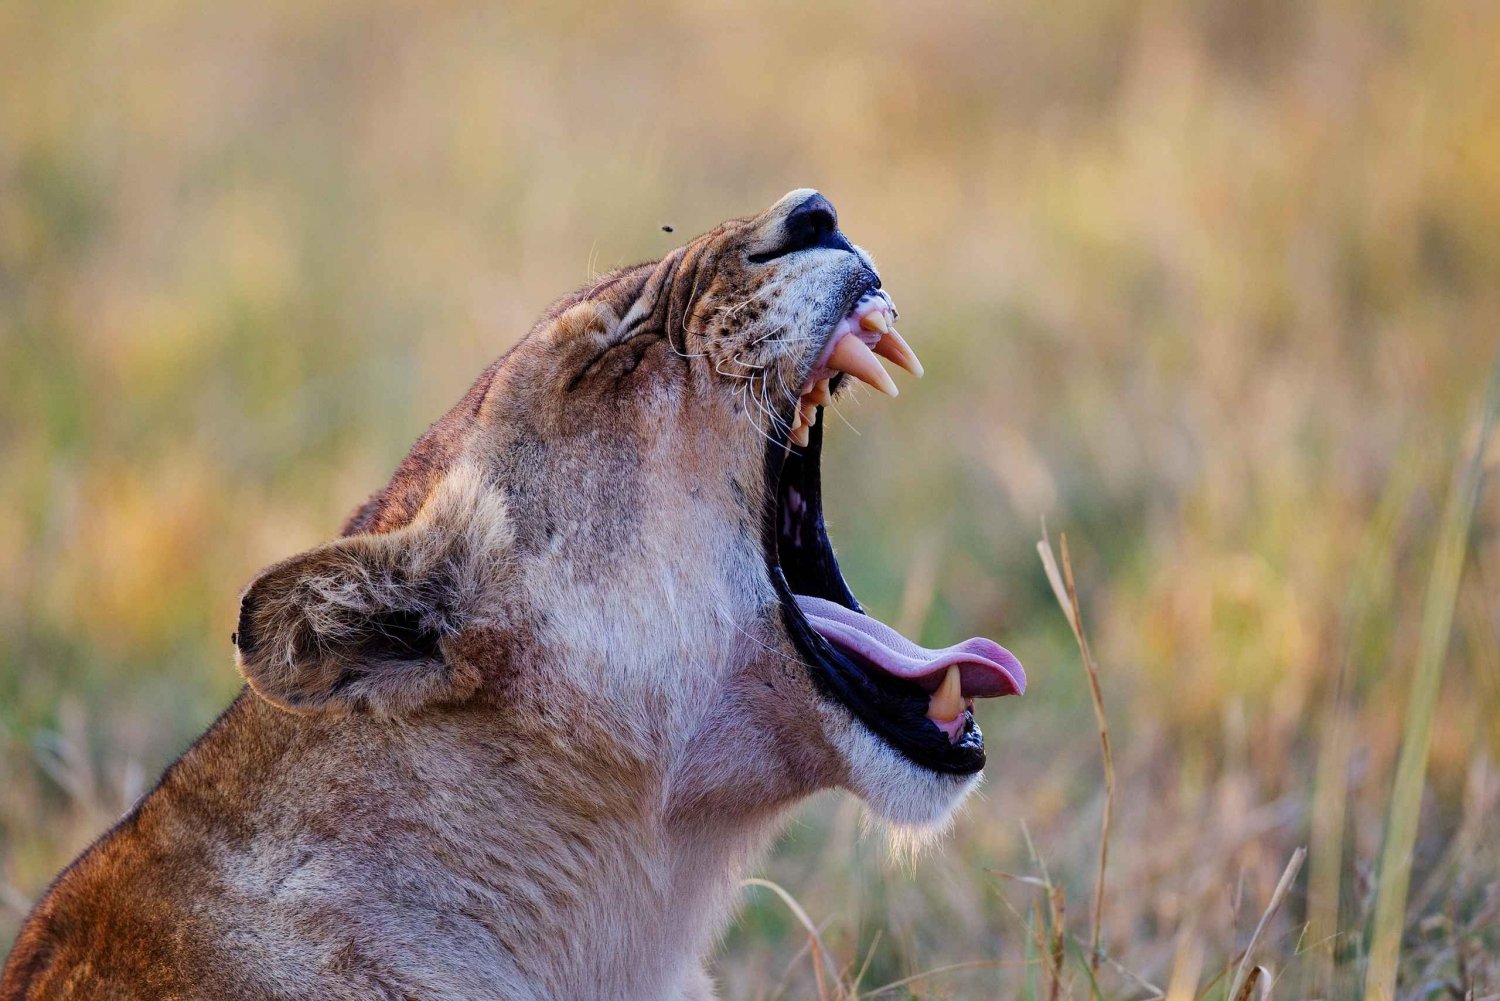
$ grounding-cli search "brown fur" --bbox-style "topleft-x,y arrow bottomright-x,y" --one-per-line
2,191 -> 974,1000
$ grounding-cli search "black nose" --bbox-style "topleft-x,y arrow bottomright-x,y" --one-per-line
783,193 -> 838,253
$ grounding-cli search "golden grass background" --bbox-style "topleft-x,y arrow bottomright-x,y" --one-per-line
2,1 -> 1499,996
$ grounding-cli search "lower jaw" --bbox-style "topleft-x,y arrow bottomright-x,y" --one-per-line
765,409 -> 987,778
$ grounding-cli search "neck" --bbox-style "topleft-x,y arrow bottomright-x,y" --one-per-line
196,687 -> 808,998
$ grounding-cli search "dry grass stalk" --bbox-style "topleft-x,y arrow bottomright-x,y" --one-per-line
1228,846 -> 1305,1001
1037,529 -> 1115,973
859,959 -> 1023,999
1046,883 -> 1067,1001
1015,818 -> 1071,1000
1365,358 -> 1500,1001
1162,930 -> 1204,1001
742,878 -> 851,1001
1229,964 -> 1265,1001
1309,459 -> 1420,990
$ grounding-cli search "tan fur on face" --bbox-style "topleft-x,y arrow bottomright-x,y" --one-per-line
2,191 -> 980,1001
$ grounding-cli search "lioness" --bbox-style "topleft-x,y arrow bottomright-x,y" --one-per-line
1,190 -> 1024,1000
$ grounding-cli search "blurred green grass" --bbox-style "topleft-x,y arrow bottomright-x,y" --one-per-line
3,0 -> 1499,996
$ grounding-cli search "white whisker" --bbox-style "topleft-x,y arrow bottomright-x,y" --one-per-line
729,353 -> 768,372
738,382 -> 787,450
826,396 -> 862,436
715,355 -> 760,382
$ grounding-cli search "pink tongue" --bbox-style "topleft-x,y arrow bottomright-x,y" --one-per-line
794,595 -> 1025,698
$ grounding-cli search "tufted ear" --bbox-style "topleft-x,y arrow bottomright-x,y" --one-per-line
233,467 -> 513,715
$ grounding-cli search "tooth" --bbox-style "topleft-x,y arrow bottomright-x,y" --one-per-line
873,328 -> 924,378
790,423 -> 810,447
807,379 -> 831,405
859,310 -> 890,335
827,335 -> 899,398
927,665 -> 964,722
799,400 -> 816,430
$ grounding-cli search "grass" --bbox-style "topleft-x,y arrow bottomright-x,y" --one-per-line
1366,360 -> 1500,1001
1038,529 -> 1115,974
4,0 -> 1500,997
746,404 -> 1498,998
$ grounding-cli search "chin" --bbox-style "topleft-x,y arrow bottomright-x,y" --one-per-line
826,705 -> 985,830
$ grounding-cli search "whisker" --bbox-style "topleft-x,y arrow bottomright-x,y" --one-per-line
722,295 -> 761,319
715,356 -> 760,382
774,366 -> 799,421
826,395 -> 862,436
748,324 -> 789,347
730,611 -> 816,672
739,382 -> 787,450
729,352 -> 768,372
763,377 -> 794,432
751,379 -> 788,433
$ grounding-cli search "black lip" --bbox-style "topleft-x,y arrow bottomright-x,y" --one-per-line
789,271 -> 884,389
763,407 -> 986,776
833,272 -> 882,331
749,225 -> 862,265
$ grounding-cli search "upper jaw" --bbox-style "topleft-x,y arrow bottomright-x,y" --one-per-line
782,284 -> 924,448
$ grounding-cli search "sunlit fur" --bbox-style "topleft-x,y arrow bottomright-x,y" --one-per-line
1,190 -> 981,1001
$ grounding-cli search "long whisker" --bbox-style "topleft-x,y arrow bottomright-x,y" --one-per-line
729,352 -> 768,371
750,378 -> 786,433
708,592 -> 816,673
825,393 -> 862,436
739,382 -> 787,450
722,295 -> 761,319
748,322 -> 795,347
715,355 -> 760,382
774,366 -> 800,423
680,267 -> 706,338
667,259 -> 712,359
756,372 -> 792,432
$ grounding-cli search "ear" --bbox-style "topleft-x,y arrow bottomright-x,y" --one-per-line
233,467 -> 512,715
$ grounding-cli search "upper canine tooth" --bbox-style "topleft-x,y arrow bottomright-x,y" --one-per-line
827,335 -> 899,398
859,310 -> 891,335
873,328 -> 924,378
927,664 -> 964,722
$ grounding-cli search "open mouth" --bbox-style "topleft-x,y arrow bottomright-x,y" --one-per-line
765,286 -> 1025,776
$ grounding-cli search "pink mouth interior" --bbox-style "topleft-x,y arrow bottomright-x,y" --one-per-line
794,595 -> 1026,700
802,292 -> 892,389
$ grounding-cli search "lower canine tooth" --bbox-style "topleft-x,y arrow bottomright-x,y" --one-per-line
927,664 -> 964,722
